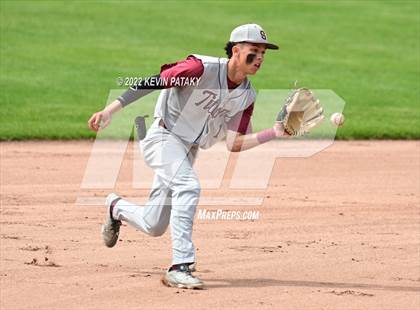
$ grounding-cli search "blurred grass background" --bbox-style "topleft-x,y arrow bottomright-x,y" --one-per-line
0,0 -> 419,140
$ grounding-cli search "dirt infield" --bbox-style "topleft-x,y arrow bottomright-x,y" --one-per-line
1,140 -> 419,310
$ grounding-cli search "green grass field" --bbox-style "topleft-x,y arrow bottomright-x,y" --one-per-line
0,0 -> 419,140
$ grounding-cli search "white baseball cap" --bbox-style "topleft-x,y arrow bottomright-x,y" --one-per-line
229,23 -> 279,50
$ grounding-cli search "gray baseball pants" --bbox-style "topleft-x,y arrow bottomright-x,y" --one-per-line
112,118 -> 200,265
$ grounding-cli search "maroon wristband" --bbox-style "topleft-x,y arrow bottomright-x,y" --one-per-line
256,128 -> 276,144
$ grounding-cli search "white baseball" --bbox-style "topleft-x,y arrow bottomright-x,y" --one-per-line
330,113 -> 345,127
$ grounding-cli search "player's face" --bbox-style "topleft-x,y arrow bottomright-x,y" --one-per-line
237,43 -> 266,75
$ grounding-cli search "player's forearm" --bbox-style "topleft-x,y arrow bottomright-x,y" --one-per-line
103,99 -> 123,116
227,128 -> 278,152
229,132 -> 261,152
228,126 -> 287,152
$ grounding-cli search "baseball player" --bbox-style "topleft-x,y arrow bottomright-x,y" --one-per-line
88,24 -> 287,289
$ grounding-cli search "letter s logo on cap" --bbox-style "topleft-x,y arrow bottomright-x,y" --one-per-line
260,30 -> 266,40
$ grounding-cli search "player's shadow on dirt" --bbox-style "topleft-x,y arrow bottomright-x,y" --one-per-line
204,278 -> 420,292
135,271 -> 419,292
